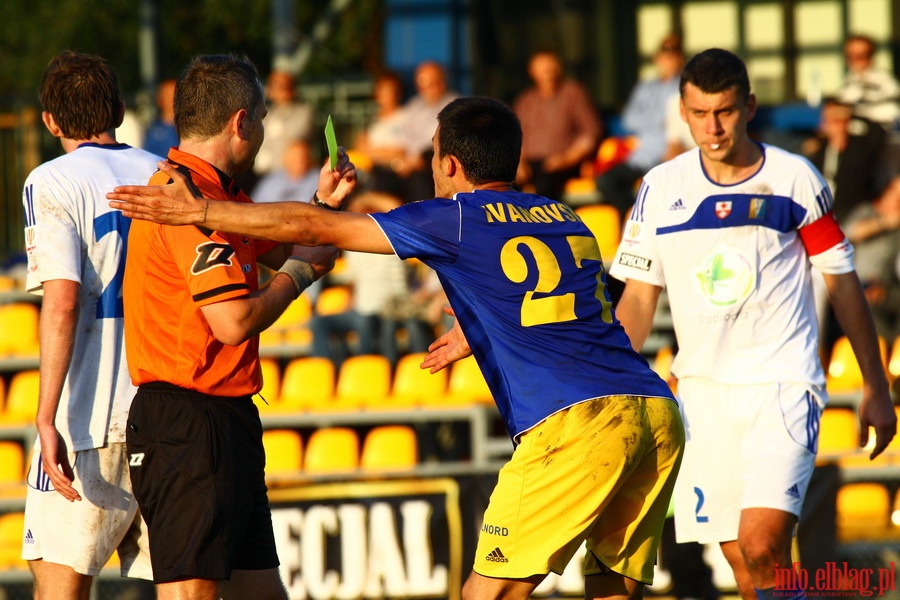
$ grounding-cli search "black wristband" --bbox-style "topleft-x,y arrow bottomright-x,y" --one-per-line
312,191 -> 341,211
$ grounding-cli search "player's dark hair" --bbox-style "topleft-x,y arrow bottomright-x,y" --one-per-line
175,54 -> 264,140
436,96 -> 521,185
680,48 -> 751,104
39,51 -> 122,140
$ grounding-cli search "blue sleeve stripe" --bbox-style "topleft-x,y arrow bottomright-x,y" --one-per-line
24,184 -> 36,227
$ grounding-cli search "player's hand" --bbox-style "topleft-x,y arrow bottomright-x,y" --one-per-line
36,424 -> 81,502
858,386 -> 897,459
316,147 -> 358,209
107,161 -> 206,225
290,244 -> 338,280
420,307 -> 472,373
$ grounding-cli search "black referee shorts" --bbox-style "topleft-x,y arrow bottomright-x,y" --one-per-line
126,382 -> 279,583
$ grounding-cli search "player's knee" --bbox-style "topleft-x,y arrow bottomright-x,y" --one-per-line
739,534 -> 790,575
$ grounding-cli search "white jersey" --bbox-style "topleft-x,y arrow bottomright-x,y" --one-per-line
23,143 -> 159,451
610,143 -> 834,386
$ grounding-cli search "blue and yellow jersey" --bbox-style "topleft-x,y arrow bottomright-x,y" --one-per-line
371,189 -> 674,440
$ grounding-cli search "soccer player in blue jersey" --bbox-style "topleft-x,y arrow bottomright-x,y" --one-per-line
109,95 -> 685,600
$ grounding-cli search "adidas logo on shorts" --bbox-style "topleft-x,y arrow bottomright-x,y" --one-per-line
24,529 -> 34,544
785,484 -> 801,499
486,547 -> 509,563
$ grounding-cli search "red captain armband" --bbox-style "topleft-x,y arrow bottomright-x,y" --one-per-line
798,211 -> 846,256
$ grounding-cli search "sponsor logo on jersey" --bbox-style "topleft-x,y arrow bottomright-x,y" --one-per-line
481,523 -> 509,536
129,452 -> 145,467
715,201 -> 732,219
691,247 -> 755,307
618,253 -> 651,271
24,529 -> 34,544
486,547 -> 509,563
191,242 -> 235,275
669,199 -> 686,211
786,484 -> 801,499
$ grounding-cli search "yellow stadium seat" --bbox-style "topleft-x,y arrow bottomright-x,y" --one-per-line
279,356 -> 336,412
315,285 -> 352,316
434,355 -> 492,407
0,441 -> 24,484
333,354 -> 392,411
817,407 -> 859,462
3,369 -> 40,425
384,352 -> 448,409
562,177 -> 597,197
826,335 -> 888,397
574,204 -> 622,263
361,425 -> 419,471
255,358 -> 282,413
0,303 -> 40,357
262,429 -> 303,478
0,511 -> 27,569
892,490 -> 900,529
836,482 -> 892,542
888,336 -> 900,383
304,427 -> 359,474
261,295 -> 314,349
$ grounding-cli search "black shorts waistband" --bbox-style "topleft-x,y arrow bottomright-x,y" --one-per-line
138,381 -> 253,403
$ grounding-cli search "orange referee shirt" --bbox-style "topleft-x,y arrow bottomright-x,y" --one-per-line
124,148 -> 278,397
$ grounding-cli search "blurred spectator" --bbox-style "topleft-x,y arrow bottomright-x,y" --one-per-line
252,139 -> 319,204
663,89 -> 696,161
310,192 -> 436,366
835,34 -> 900,130
595,34 -> 684,215
143,79 -> 179,158
842,176 -> 900,344
353,71 -> 409,200
392,61 -> 459,202
805,97 -> 890,223
513,50 -> 602,201
252,70 -> 315,182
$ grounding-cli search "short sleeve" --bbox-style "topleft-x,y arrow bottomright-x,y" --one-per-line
22,171 -> 82,293
609,179 -> 667,288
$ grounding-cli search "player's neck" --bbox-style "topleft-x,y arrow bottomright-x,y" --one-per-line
471,181 -> 514,193
702,140 -> 763,185
61,131 -> 118,153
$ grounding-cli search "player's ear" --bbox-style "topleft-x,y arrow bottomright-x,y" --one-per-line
444,154 -> 460,177
41,111 -> 63,138
745,93 -> 758,122
233,109 -> 249,139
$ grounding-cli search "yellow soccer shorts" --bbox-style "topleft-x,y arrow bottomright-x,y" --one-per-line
473,395 -> 684,584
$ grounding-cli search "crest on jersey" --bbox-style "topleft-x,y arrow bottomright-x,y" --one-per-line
714,201 -> 732,219
749,198 -> 766,219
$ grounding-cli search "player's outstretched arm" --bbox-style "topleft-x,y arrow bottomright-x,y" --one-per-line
107,161 -> 207,225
